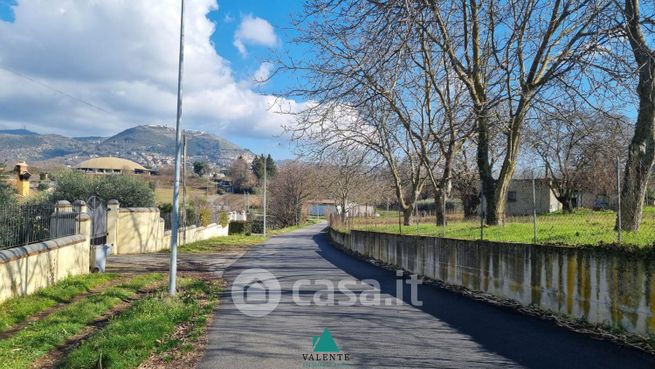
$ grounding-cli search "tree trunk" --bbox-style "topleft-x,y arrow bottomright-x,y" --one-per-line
619,94 -> 655,230
434,192 -> 446,226
476,112 -> 501,225
493,175 -> 513,225
462,193 -> 479,218
619,4 -> 655,231
560,195 -> 574,214
402,207 -> 413,226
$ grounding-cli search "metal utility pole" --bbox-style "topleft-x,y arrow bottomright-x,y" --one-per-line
532,172 -> 537,244
479,183 -> 485,241
617,157 -> 622,244
169,0 -> 185,296
182,134 -> 188,246
263,158 -> 267,236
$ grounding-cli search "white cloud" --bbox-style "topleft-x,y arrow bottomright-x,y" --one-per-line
233,14 -> 278,57
253,62 -> 273,84
0,0 -> 295,140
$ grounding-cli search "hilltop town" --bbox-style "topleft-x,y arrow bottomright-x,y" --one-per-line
0,124 -> 254,170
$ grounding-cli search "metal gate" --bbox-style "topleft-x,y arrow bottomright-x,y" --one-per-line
87,196 -> 107,245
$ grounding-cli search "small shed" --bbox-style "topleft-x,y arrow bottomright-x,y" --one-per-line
504,178 -> 562,216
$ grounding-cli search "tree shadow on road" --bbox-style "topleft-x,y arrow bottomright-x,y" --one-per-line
312,232 -> 655,369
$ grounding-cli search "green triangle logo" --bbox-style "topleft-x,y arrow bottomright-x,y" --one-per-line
312,328 -> 340,352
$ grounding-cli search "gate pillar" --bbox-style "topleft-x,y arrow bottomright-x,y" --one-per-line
76,212 -> 92,272
107,200 -> 120,253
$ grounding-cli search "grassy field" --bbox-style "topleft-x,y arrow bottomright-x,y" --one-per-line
0,273 -> 119,333
60,277 -> 220,369
345,208 -> 655,247
0,273 -> 164,369
154,187 -> 208,205
176,234 -> 268,253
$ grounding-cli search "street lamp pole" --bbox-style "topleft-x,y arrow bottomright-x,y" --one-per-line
169,0 -> 185,296
263,157 -> 267,236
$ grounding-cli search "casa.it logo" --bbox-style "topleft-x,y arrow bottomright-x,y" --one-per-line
231,268 -> 281,317
302,328 -> 352,368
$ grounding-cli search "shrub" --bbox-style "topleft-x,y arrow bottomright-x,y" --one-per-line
0,183 -> 15,206
229,221 -> 252,235
0,163 -> 15,206
218,212 -> 229,227
49,171 -> 92,202
94,175 -> 155,207
50,171 -> 155,207
198,207 -> 212,227
158,203 -> 173,213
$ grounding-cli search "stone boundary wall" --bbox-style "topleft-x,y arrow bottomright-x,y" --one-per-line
329,228 -> 655,336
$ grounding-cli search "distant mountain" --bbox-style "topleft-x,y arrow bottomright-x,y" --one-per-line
0,132 -> 86,163
0,125 -> 253,168
0,129 -> 39,136
73,136 -> 106,144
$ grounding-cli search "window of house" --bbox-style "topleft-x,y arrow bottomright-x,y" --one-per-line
508,191 -> 517,202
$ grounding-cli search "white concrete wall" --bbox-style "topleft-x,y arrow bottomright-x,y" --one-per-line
161,223 -> 229,251
0,202 -> 229,303
114,208 -> 164,254
0,234 -> 90,303
108,203 -> 228,255
330,228 -> 655,337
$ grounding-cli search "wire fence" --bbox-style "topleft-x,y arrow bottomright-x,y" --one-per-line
160,205 -> 227,231
331,181 -> 655,247
0,203 -> 80,250
332,208 -> 655,246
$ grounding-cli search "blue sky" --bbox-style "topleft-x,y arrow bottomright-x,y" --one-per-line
0,1 -> 16,22
0,0 -> 306,160
206,1 -> 305,158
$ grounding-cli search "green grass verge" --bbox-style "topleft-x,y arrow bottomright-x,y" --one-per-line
0,273 -> 164,369
0,273 -> 119,333
173,221 -> 321,254
60,278 -> 221,369
175,234 -> 268,254
268,219 -> 322,235
348,207 -> 655,247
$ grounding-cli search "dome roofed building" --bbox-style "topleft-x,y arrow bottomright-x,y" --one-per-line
75,157 -> 151,175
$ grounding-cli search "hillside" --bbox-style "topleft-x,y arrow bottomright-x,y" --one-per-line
0,125 -> 252,168
0,132 -> 87,163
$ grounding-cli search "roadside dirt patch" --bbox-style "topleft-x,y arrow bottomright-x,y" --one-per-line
106,252 -> 243,276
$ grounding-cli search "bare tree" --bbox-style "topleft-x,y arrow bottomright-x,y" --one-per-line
284,0 -> 473,225
269,161 -> 319,227
315,149 -> 377,222
284,2 -> 431,225
228,156 -> 256,193
526,106 -> 631,212
612,0 -> 655,230
417,0 -> 610,224
377,18 -> 474,226
451,144 -> 480,218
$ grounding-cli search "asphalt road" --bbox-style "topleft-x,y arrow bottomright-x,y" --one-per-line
199,223 -> 655,369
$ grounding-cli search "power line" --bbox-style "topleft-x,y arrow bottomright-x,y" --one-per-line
0,65 -> 113,114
